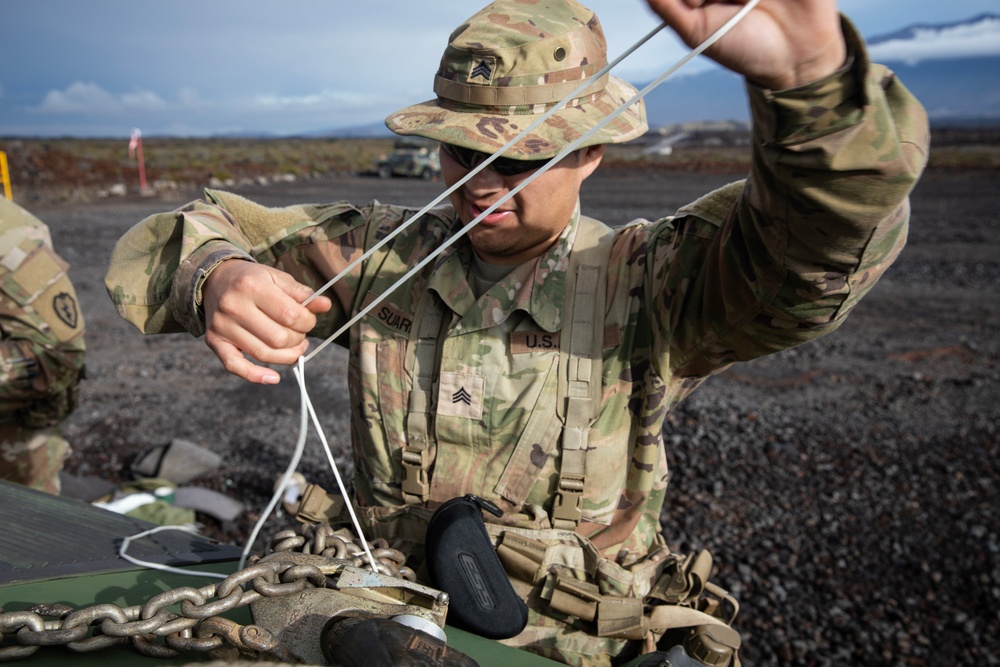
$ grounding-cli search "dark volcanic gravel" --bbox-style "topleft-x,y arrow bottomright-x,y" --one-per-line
25,167 -> 1000,666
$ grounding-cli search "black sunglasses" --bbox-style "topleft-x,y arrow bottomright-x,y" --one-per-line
440,143 -> 549,177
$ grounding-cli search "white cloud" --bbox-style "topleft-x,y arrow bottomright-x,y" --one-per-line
869,18 -> 1000,65
252,93 -> 328,108
121,90 -> 167,110
177,87 -> 202,106
11,76 -> 401,136
251,90 -> 379,111
36,81 -> 167,114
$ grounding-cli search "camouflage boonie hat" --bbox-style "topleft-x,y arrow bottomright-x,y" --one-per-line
386,0 -> 648,160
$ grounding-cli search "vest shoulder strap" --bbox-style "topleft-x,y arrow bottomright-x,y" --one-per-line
402,294 -> 448,503
551,215 -> 615,528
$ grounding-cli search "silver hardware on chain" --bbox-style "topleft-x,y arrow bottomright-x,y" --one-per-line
0,523 -> 411,662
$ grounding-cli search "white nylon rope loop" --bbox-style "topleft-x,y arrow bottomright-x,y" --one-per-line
303,0 -> 760,364
295,360 -> 378,569
238,357 -> 312,570
300,20 -> 670,309
238,358 -> 378,571
119,356 -> 311,576
120,525 -> 229,580
122,355 -> 313,576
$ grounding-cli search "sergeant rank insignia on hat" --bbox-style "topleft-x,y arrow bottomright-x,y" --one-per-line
469,58 -> 495,84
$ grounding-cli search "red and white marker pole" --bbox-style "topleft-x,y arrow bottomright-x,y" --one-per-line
128,128 -> 148,193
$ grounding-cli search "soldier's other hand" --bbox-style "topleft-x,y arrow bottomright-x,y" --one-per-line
644,0 -> 846,91
202,259 -> 332,384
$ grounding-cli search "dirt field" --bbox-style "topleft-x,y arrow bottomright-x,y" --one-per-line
23,165 -> 1000,666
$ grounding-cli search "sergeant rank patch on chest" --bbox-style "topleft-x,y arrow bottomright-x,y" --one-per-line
436,371 -> 485,420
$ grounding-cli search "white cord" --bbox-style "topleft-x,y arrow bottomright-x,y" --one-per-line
237,356 -> 311,570
119,525 -> 229,579
237,358 -> 380,572
294,360 -> 378,569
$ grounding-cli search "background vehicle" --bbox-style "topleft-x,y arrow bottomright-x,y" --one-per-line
375,138 -> 441,180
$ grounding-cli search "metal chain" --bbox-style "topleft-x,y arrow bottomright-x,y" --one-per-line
0,523 -> 410,663
262,522 -> 415,581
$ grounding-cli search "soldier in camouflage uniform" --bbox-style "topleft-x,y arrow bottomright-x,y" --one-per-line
0,198 -> 86,495
105,0 -> 928,664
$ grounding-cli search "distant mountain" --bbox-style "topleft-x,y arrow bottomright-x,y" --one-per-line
298,121 -> 393,139
867,13 -> 1000,46
211,130 -> 284,139
209,122 -> 392,140
637,69 -> 750,130
877,55 -> 1000,124
639,14 -> 1000,129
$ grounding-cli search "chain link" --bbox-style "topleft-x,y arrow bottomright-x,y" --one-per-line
0,523 -> 411,663
263,523 -> 415,580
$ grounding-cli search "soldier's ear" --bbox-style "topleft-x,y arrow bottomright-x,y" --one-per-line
577,144 -> 605,180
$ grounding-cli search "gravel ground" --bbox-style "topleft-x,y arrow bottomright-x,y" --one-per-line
25,167 -> 1000,666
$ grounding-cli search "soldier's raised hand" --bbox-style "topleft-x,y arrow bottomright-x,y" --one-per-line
645,0 -> 846,91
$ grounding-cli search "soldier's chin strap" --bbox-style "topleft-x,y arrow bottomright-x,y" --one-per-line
247,0 -> 761,571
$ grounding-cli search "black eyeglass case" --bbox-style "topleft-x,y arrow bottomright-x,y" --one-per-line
424,494 -> 529,639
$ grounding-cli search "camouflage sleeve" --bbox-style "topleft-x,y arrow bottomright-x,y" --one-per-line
104,189 -> 372,337
653,17 -> 930,378
0,314 -> 85,425
105,193 -> 271,335
0,200 -> 86,422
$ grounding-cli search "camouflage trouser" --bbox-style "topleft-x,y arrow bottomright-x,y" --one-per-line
0,421 -> 70,495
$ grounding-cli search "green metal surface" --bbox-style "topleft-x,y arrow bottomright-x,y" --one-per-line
1,563 -> 560,665
0,562 -> 243,665
0,481 -> 561,666
0,481 -> 243,586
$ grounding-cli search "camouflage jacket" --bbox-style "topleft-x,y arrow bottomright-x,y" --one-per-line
0,199 -> 86,427
106,40 -> 928,564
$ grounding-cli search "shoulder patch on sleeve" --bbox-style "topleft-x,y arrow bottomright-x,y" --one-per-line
37,274 -> 84,341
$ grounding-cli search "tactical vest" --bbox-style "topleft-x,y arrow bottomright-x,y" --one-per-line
302,215 -> 741,665
398,215 -> 610,524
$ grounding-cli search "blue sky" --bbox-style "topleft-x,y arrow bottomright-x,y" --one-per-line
1,1 -> 997,137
